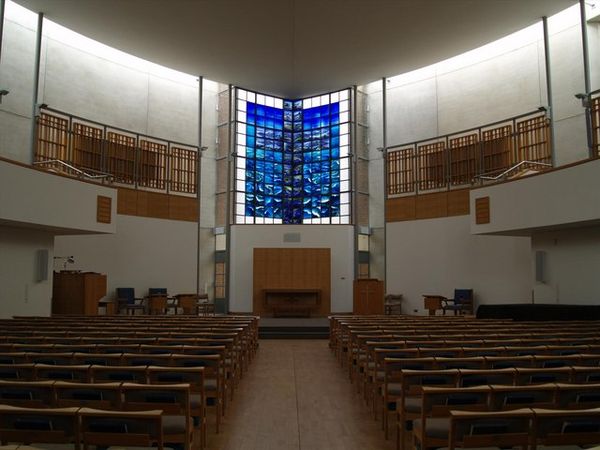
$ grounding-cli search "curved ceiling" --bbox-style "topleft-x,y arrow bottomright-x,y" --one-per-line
13,0 -> 576,98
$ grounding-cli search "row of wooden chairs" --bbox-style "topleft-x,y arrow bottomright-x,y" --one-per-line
0,403 -> 165,450
328,315 -> 600,449
438,406 -> 600,450
411,384 -> 600,450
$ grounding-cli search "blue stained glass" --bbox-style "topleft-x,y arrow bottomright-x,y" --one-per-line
241,97 -> 347,224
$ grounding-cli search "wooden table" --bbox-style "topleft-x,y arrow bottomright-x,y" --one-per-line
423,294 -> 445,316
264,289 -> 321,317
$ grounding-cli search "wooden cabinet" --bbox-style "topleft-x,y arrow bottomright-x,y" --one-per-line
353,279 -> 384,315
52,271 -> 107,315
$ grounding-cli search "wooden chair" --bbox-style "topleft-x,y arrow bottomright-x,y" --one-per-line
147,294 -> 168,315
384,294 -> 403,315
441,289 -> 474,315
413,385 -> 492,450
0,404 -> 80,449
0,364 -> 35,381
115,287 -> 145,315
176,294 -> 201,315
0,380 -> 55,408
120,382 -> 193,450
89,364 -> 148,383
53,381 -> 122,409
489,383 -> 558,410
533,407 -> 600,448
79,407 -> 163,450
33,364 -> 90,382
147,365 -> 207,448
555,382 -> 600,409
448,408 -> 533,450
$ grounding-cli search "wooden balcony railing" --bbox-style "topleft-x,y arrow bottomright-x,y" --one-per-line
386,109 -> 552,196
35,108 -> 198,195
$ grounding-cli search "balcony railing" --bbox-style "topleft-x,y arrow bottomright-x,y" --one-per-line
35,107 -> 199,195
386,109 -> 552,196
590,89 -> 600,157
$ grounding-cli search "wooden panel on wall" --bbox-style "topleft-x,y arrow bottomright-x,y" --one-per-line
253,248 -> 331,317
117,187 -> 138,216
416,192 -> 448,219
447,189 -> 470,216
386,196 -> 416,222
169,195 -> 198,222
96,196 -> 112,224
475,196 -> 491,224
145,192 -> 170,219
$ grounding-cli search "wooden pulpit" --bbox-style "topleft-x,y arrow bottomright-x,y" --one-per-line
52,271 -> 107,315
353,279 -> 384,315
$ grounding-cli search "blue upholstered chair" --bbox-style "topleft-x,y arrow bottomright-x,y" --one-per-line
116,288 -> 144,315
441,289 -> 474,315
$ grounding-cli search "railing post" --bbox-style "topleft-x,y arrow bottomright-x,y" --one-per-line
542,16 -> 557,166
134,134 -> 139,190
29,12 -> 43,165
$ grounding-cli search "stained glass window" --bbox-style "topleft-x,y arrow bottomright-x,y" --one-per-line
235,89 -> 351,224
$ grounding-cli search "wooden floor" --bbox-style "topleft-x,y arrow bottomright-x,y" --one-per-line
207,339 -> 395,450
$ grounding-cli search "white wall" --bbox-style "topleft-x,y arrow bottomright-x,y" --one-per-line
229,225 -> 355,313
470,158 -> 600,236
0,160 -> 116,234
532,226 -> 600,304
386,216 -> 532,315
0,226 -> 54,318
54,214 -> 202,301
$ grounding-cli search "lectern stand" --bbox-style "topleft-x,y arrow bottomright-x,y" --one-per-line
52,271 -> 107,315
353,279 -> 384,315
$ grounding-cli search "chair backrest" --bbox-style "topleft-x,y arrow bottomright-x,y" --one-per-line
454,289 -> 473,305
148,288 -> 167,296
79,407 -> 164,449
116,288 -> 135,304
0,404 -> 79,446
450,408 -> 533,450
54,381 -> 122,409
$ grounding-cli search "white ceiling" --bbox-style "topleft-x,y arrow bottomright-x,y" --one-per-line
13,0 -> 576,98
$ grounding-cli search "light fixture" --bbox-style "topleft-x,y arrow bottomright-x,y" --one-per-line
0,90 -> 9,104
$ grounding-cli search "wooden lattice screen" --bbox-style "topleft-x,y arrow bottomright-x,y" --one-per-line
482,125 -> 514,175
517,115 -> 551,165
36,113 -> 68,162
106,132 -> 136,185
139,140 -> 167,190
449,133 -> 479,186
387,148 -> 415,195
170,147 -> 198,194
592,96 -> 600,157
72,122 -> 103,172
418,142 -> 447,191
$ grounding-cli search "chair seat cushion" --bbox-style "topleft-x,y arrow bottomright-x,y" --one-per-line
386,382 -> 402,395
163,415 -> 186,435
204,379 -> 218,391
413,417 -> 450,439
403,396 -> 421,413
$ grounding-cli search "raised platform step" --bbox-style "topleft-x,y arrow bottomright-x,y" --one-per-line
259,325 -> 329,339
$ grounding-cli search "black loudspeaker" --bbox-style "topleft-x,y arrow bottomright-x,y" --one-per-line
535,250 -> 546,283
35,249 -> 49,282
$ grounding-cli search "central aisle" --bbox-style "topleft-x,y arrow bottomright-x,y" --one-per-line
207,339 -> 395,450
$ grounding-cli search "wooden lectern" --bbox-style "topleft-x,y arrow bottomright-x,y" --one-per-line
353,279 -> 384,315
52,271 -> 107,315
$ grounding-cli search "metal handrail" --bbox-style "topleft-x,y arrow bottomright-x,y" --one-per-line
33,159 -> 113,181
475,160 -> 552,181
